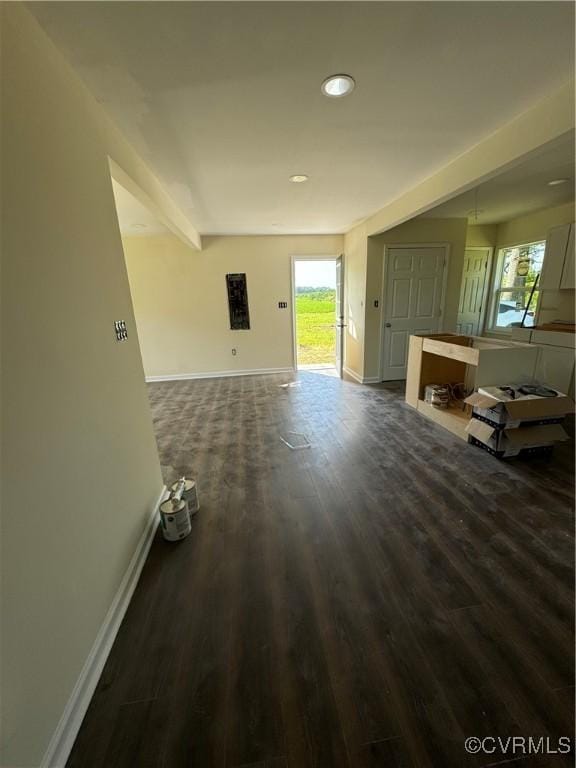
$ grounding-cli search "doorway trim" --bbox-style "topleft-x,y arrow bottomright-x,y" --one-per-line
458,245 -> 494,335
378,242 -> 450,382
290,254 -> 341,372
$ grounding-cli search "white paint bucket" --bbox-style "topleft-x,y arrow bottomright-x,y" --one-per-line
159,497 -> 192,542
170,477 -> 200,516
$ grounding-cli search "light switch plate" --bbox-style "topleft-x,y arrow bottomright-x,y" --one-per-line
114,320 -> 128,341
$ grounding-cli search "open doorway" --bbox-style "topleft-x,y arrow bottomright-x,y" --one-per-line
292,257 -> 343,374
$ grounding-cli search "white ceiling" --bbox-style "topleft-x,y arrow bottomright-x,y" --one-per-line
111,180 -> 168,236
420,132 -> 575,224
29,1 -> 575,235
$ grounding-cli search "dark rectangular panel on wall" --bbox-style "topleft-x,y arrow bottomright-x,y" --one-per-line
226,273 -> 250,330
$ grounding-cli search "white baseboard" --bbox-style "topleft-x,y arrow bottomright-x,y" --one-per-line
146,367 -> 294,383
40,485 -> 167,768
343,366 -> 381,385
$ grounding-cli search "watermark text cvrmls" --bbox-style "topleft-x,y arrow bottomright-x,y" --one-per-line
464,736 -> 572,756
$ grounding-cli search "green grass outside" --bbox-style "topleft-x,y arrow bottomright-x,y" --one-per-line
295,289 -> 336,365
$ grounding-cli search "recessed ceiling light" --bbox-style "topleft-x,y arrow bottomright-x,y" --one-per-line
321,74 -> 355,98
289,174 -> 309,183
548,178 -> 569,186
133,223 -> 147,228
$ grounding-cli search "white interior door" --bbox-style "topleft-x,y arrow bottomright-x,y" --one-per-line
335,255 -> 344,377
456,248 -> 490,335
381,246 -> 446,380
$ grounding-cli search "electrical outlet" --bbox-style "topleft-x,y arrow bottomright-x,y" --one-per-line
278,301 -> 288,309
114,320 -> 128,341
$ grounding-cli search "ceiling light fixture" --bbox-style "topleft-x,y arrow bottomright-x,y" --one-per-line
548,178 -> 569,186
289,174 -> 309,183
321,74 -> 355,98
468,187 -> 484,223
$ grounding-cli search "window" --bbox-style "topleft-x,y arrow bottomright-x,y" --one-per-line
490,241 -> 545,331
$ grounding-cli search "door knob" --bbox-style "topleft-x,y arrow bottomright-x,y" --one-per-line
385,323 -> 392,328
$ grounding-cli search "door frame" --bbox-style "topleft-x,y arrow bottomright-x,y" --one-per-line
378,242 -> 450,382
458,245 -> 494,335
290,254 -> 342,372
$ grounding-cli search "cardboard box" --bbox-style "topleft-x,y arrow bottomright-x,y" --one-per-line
467,435 -> 556,459
464,385 -> 572,458
466,418 -> 569,458
464,386 -> 574,427
470,411 -> 565,430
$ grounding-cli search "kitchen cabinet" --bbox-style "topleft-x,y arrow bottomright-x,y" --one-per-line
406,333 -> 539,439
511,327 -> 575,396
536,345 -> 574,395
539,223 -> 574,290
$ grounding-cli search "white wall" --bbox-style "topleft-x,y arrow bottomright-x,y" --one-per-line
1,6 -> 165,766
122,233 -> 344,378
495,201 -> 575,249
466,224 -> 498,248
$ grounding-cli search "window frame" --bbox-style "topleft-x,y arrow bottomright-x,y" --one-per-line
487,239 -> 546,334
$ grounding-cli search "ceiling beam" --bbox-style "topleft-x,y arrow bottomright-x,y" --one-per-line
109,160 -> 200,249
357,80 -> 575,238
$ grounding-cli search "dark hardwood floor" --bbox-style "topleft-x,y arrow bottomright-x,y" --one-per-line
67,371 -> 575,768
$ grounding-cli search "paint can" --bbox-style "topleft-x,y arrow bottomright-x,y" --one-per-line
170,477 -> 200,516
159,497 -> 192,542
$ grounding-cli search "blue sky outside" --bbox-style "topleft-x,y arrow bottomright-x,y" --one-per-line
295,260 -> 335,288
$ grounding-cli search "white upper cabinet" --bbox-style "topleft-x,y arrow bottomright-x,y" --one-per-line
540,223 -> 574,290
560,223 -> 575,290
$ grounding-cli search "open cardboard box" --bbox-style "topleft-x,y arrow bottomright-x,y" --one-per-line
464,386 -> 574,426
464,386 -> 573,458
466,420 -> 569,458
